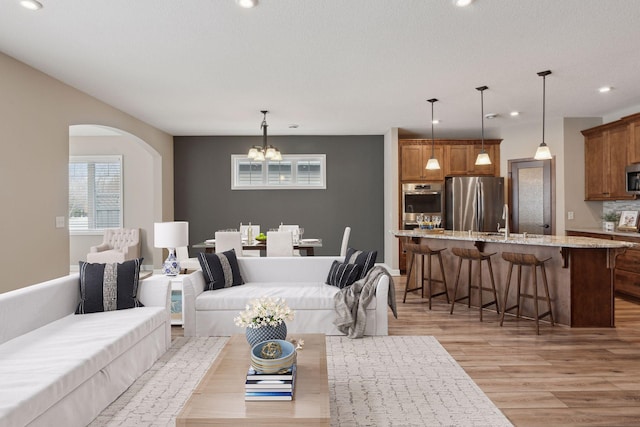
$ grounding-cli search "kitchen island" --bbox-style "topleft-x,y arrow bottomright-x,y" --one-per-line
392,230 -> 636,327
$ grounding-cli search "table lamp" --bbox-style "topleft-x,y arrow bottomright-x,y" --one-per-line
154,221 -> 189,276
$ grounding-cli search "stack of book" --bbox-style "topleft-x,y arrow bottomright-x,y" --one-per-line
244,364 -> 297,401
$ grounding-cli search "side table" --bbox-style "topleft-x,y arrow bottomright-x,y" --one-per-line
169,275 -> 185,326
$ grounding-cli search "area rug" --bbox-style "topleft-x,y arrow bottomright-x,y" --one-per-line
89,336 -> 512,427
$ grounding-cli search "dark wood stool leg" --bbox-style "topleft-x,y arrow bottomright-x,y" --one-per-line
486,257 -> 500,314
478,259 -> 484,322
437,252 -> 450,303
426,253 -> 432,309
500,262 -> 514,326
450,256 -> 464,315
516,265 -> 523,318
466,259 -> 472,308
533,263 -> 540,335
541,263 -> 555,326
403,250 -> 416,303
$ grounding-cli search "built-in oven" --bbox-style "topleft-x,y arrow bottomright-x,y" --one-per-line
402,183 -> 443,229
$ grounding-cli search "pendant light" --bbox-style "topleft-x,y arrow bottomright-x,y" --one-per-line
247,110 -> 282,162
425,98 -> 441,170
475,86 -> 492,165
534,70 -> 553,160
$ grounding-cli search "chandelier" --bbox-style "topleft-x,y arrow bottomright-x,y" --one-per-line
248,110 -> 282,161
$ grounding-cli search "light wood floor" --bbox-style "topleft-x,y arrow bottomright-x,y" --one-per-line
173,276 -> 640,426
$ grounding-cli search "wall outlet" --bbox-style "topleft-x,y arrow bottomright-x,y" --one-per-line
55,216 -> 65,228
567,211 -> 574,220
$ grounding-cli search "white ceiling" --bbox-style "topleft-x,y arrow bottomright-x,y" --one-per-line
2,0 -> 640,138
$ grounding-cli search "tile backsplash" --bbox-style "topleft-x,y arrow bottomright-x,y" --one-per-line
604,200 -> 640,223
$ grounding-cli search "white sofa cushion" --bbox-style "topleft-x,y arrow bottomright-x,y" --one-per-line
195,282 -> 378,312
0,306 -> 166,427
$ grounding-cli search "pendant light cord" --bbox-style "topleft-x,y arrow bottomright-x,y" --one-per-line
476,86 -> 488,153
542,74 -> 546,145
261,110 -> 268,151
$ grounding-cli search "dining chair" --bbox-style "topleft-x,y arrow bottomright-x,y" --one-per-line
266,231 -> 294,257
239,223 -> 260,240
239,224 -> 261,257
176,246 -> 201,273
279,224 -> 300,255
340,226 -> 351,257
214,231 -> 244,256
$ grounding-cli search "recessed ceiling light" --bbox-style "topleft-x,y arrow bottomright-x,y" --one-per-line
599,86 -> 612,93
236,0 -> 257,8
453,0 -> 474,7
20,0 -> 43,11
288,124 -> 299,129
510,111 -> 520,117
484,113 -> 498,119
432,120 -> 440,124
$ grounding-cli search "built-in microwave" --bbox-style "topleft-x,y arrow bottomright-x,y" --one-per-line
625,164 -> 640,193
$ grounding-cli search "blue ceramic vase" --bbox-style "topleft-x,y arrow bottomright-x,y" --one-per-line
245,323 -> 287,347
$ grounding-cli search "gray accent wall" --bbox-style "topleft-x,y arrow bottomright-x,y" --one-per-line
174,135 -> 385,261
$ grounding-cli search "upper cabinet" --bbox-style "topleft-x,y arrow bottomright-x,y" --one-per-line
445,142 -> 501,176
626,113 -> 640,164
400,143 -> 445,181
582,114 -> 640,201
399,139 -> 501,182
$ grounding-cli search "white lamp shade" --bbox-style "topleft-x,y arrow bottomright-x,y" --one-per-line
475,152 -> 492,165
425,157 -> 441,170
265,146 -> 277,159
534,143 -> 552,160
154,221 -> 189,248
248,147 -> 259,159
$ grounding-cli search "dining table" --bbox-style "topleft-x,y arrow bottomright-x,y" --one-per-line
192,238 -> 323,256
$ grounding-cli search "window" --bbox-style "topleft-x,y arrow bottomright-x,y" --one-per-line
69,155 -> 123,233
232,154 -> 326,189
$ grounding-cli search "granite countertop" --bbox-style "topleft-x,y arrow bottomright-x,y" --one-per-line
392,229 -> 636,249
565,227 -> 640,239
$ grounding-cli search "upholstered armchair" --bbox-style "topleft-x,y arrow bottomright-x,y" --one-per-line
86,228 -> 141,264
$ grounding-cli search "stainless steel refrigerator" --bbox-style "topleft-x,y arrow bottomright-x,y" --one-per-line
445,176 -> 505,232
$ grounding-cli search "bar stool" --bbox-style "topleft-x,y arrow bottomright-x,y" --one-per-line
500,252 -> 555,335
403,241 -> 449,309
449,247 -> 499,321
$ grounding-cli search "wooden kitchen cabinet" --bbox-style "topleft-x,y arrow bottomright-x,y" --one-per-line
582,122 -> 634,200
444,142 -> 500,176
566,230 -> 640,299
626,113 -> 640,164
400,143 -> 444,181
400,139 -> 501,182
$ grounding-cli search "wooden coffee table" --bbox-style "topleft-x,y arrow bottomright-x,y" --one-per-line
176,333 -> 330,426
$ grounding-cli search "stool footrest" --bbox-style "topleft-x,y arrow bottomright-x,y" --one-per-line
537,310 -> 552,320
480,300 -> 498,309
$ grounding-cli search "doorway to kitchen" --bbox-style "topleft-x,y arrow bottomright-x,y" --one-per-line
508,158 -> 554,235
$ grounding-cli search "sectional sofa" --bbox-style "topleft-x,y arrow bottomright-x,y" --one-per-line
182,255 -> 390,337
0,273 -> 171,427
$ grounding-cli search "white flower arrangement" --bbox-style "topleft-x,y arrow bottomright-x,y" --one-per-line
234,297 -> 295,329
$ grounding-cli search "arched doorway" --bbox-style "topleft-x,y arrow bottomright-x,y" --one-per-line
68,124 -> 162,272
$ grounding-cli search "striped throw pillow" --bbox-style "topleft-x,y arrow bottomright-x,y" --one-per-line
344,248 -> 377,280
76,258 -> 144,314
198,249 -> 244,291
326,260 -> 361,288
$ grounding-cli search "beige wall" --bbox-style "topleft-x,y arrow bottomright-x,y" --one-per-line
0,51 -> 173,293
69,133 -> 157,270
562,117 -> 603,229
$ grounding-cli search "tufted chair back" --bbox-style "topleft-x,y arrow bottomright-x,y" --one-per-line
104,228 -> 139,250
86,228 -> 141,264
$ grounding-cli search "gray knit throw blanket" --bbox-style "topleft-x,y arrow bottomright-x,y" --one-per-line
334,266 -> 397,338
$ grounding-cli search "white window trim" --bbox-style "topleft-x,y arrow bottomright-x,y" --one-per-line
69,155 -> 123,236
231,154 -> 326,190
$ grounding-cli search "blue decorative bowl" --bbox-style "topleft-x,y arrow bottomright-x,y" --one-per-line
250,339 -> 296,374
